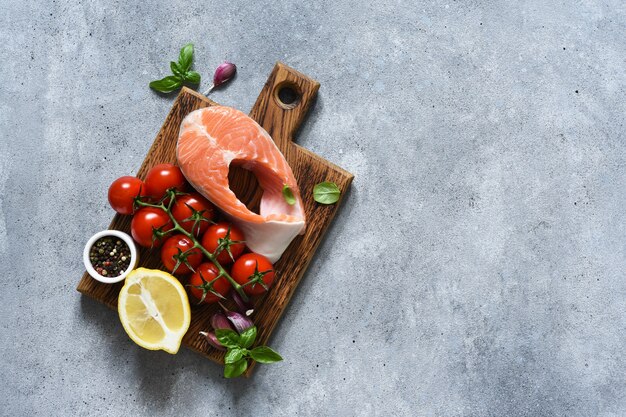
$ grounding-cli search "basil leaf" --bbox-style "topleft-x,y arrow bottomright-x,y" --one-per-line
249,346 -> 283,364
149,75 -> 182,93
185,71 -> 201,84
281,185 -> 296,205
224,348 -> 245,364
224,358 -> 248,378
313,181 -> 341,204
178,43 -> 194,72
239,326 -> 257,349
215,328 -> 241,348
170,61 -> 184,78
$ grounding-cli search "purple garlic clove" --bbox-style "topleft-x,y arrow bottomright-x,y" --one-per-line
199,331 -> 226,351
203,62 -> 237,96
231,289 -> 254,317
224,310 -> 254,334
213,62 -> 237,87
210,312 -> 232,331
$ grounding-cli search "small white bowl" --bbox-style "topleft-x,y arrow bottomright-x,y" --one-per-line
83,230 -> 139,284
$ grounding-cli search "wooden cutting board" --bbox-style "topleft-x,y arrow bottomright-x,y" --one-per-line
77,62 -> 354,376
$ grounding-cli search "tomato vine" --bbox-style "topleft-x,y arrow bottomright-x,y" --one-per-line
135,189 -> 250,302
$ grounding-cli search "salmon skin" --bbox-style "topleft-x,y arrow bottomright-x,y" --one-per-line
177,106 -> 306,263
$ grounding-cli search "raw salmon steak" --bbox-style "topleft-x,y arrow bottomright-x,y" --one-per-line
176,106 -> 306,263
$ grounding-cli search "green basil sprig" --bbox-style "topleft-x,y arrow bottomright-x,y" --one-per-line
215,326 -> 283,378
150,43 -> 201,93
313,181 -> 341,204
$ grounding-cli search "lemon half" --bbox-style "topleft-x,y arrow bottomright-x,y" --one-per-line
118,268 -> 191,354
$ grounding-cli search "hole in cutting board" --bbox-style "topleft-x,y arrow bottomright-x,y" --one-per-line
274,82 -> 301,109
228,161 -> 262,214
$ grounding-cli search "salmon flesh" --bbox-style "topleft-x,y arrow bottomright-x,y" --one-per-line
177,106 -> 306,263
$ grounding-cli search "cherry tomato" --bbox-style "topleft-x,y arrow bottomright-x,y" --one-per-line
160,234 -> 203,274
200,222 -> 246,265
188,262 -> 231,304
108,176 -> 145,215
172,193 -> 215,236
231,253 -> 275,296
130,207 -> 173,248
144,163 -> 186,200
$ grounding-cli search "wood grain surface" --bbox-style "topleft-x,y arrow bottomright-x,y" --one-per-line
76,62 -> 354,376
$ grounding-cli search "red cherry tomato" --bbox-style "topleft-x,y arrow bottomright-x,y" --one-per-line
144,163 -> 186,200
188,263 -> 231,304
108,176 -> 145,215
201,222 -> 246,265
160,234 -> 203,274
231,253 -> 275,296
172,193 -> 215,236
130,207 -> 173,248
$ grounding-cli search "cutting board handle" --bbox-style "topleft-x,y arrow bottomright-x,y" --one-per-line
249,62 -> 320,154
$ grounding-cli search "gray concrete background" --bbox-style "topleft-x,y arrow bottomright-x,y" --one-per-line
1,0 -> 625,416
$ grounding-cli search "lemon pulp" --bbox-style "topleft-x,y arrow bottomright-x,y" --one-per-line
117,268 -> 191,354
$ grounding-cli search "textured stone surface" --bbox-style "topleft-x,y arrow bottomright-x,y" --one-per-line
1,0 -> 625,416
